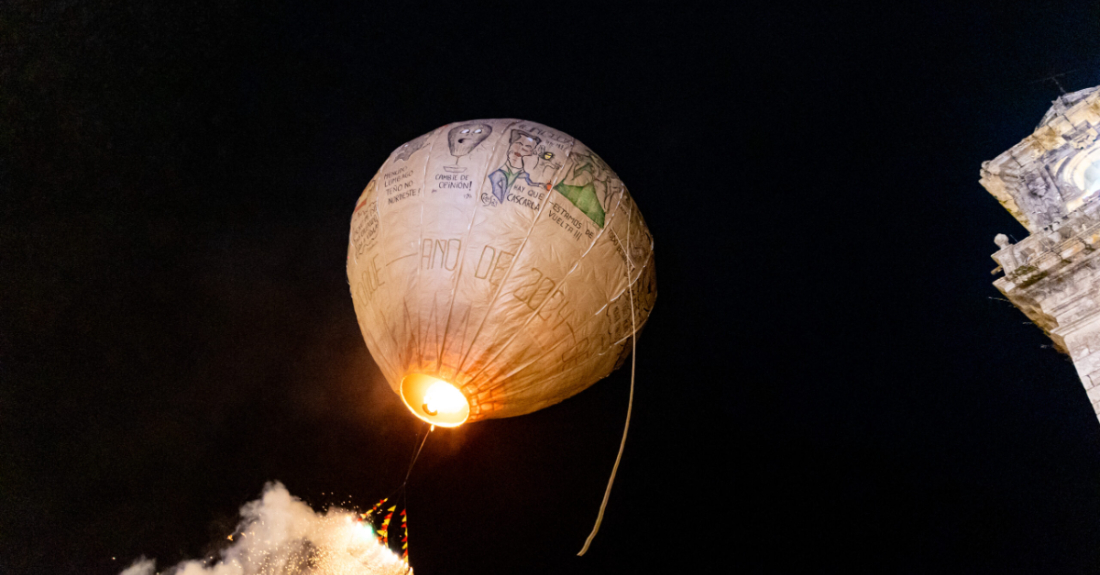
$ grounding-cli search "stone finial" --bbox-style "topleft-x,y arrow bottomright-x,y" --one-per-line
994,233 -> 1019,273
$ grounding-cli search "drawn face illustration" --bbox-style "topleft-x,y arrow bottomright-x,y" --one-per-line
393,132 -> 431,162
448,123 -> 492,157
507,131 -> 541,167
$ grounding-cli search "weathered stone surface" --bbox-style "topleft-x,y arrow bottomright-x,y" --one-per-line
985,85 -> 1100,422
982,86 -> 1100,231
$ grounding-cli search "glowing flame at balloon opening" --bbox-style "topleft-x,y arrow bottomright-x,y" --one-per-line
399,374 -> 469,427
422,381 -> 466,416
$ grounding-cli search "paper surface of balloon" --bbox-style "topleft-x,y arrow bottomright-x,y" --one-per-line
348,120 -> 656,425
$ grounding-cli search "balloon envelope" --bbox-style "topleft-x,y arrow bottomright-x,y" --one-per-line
348,119 -> 655,425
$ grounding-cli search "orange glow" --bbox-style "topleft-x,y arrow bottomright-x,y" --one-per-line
422,381 -> 466,415
399,374 -> 469,427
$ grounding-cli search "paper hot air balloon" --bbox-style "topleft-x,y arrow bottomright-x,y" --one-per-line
347,119 -> 655,427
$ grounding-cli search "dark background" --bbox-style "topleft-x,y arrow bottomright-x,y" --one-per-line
5,1 -> 1100,573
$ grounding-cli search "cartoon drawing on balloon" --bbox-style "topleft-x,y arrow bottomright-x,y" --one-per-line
445,122 -> 492,173
553,149 -> 614,227
485,129 -> 545,205
392,132 -> 431,162
532,146 -> 564,178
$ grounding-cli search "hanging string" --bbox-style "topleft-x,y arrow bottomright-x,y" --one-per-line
375,423 -> 433,509
396,426 -> 429,565
360,423 -> 432,565
578,209 -> 639,556
400,508 -> 409,562
402,424 -> 433,488
379,507 -> 395,546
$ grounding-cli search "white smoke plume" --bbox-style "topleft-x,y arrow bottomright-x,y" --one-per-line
120,482 -> 411,575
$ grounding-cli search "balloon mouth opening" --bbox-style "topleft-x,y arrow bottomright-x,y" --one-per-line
399,374 -> 470,427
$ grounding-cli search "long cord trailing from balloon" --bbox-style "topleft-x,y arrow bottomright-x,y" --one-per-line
375,423 -> 433,507
403,424 -> 433,488
577,209 -> 638,556
359,423 -> 432,565
395,424 -> 430,564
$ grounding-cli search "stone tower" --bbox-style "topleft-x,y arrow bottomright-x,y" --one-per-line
982,85 -> 1100,422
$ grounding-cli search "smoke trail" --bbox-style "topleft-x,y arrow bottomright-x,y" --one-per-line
120,482 -> 411,575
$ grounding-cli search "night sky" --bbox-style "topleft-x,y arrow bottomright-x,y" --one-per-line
5,2 -> 1100,574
